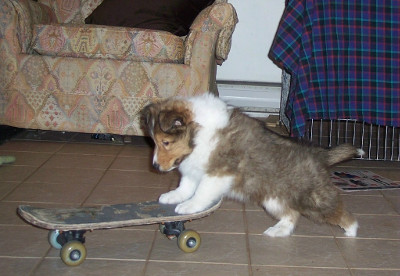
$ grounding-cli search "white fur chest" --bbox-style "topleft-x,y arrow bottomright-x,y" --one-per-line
178,94 -> 231,180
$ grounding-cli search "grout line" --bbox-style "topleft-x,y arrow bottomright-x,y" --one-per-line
242,203 -> 253,276
0,256 -> 42,259
79,146 -> 125,207
0,145 -> 62,201
142,229 -> 158,276
29,246 -> 53,276
381,192 -> 400,215
251,264 -> 351,269
147,259 -> 250,266
333,233 -> 354,276
349,268 -> 400,271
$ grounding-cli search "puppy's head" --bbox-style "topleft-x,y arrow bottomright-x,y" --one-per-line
142,99 -> 197,172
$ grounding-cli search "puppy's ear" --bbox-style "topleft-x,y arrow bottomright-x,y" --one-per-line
158,110 -> 186,134
141,103 -> 157,131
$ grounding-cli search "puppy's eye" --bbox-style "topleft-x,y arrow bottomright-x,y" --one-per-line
162,141 -> 170,146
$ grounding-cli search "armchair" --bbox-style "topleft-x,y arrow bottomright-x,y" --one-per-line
0,0 -> 237,135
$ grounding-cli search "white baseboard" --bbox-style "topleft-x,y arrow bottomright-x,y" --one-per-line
217,82 -> 281,118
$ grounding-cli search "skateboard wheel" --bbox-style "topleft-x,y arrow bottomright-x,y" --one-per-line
159,224 -> 166,234
178,230 -> 201,253
60,241 -> 87,266
48,230 -> 62,249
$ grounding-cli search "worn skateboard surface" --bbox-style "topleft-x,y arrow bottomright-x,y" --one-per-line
18,200 -> 222,231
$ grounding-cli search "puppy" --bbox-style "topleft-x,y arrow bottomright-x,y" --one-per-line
143,93 -> 360,237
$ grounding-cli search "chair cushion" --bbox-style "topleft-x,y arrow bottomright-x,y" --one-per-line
31,24 -> 185,63
85,0 -> 215,36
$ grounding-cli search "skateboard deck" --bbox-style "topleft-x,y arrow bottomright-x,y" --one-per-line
18,200 -> 222,265
18,200 -> 222,231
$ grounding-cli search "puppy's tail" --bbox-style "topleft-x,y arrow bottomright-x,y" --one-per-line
325,144 -> 364,166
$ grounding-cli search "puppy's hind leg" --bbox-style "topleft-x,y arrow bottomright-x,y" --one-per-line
326,204 -> 358,237
341,211 -> 358,237
262,198 -> 300,237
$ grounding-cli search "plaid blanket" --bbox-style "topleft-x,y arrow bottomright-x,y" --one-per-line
269,0 -> 400,137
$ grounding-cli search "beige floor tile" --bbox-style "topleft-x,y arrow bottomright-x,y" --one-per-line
381,189 -> 400,197
342,194 -> 398,215
150,232 -> 248,265
249,235 -> 347,268
252,266 -> 351,276
5,182 -> 96,204
246,210 -> 334,237
145,261 -> 250,276
82,229 -> 154,260
58,143 -> 122,156
350,269 -> 400,276
33,259 -> 146,276
0,257 -> 42,275
109,156 -> 153,171
25,167 -> 105,186
0,165 -> 37,182
336,238 -> 400,269
189,209 -> 245,234
46,229 -> 154,261
0,141 -> 64,153
0,225 -> 50,257
0,181 -> 19,199
118,144 -> 153,158
41,154 -> 115,170
98,170 -> 174,188
0,201 -> 32,225
385,196 -> 400,214
84,186 -> 167,205
0,151 -> 52,166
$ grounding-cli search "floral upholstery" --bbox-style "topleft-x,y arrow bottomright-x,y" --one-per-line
0,0 -> 238,136
32,24 -> 185,63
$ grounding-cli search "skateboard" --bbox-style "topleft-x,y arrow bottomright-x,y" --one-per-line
18,200 -> 222,266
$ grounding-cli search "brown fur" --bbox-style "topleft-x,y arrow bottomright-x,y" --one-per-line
143,98 -> 358,236
207,109 -> 357,228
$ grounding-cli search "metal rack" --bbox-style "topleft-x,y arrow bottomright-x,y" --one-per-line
304,119 -> 400,161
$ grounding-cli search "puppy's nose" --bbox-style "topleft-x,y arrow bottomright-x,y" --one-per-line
153,162 -> 160,171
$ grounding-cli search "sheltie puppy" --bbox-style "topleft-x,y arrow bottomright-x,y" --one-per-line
142,93 -> 360,237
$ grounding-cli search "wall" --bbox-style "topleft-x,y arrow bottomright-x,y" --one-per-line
216,0 -> 286,83
216,0 -> 286,116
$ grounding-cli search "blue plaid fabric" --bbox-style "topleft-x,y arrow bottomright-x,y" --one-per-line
269,0 -> 400,137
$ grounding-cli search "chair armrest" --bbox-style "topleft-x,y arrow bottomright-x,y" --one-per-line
184,1 -> 238,65
38,0 -> 103,23
2,0 -> 55,53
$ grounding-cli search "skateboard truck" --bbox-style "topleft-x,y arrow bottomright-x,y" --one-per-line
159,221 -> 201,253
160,221 -> 185,239
56,230 -> 86,246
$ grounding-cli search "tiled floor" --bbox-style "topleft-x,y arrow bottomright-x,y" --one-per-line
0,130 -> 399,275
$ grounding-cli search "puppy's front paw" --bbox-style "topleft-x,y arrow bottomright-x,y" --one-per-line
175,200 -> 205,214
159,190 -> 186,204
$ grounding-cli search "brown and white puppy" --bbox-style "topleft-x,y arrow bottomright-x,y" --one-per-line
143,93 -> 360,237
